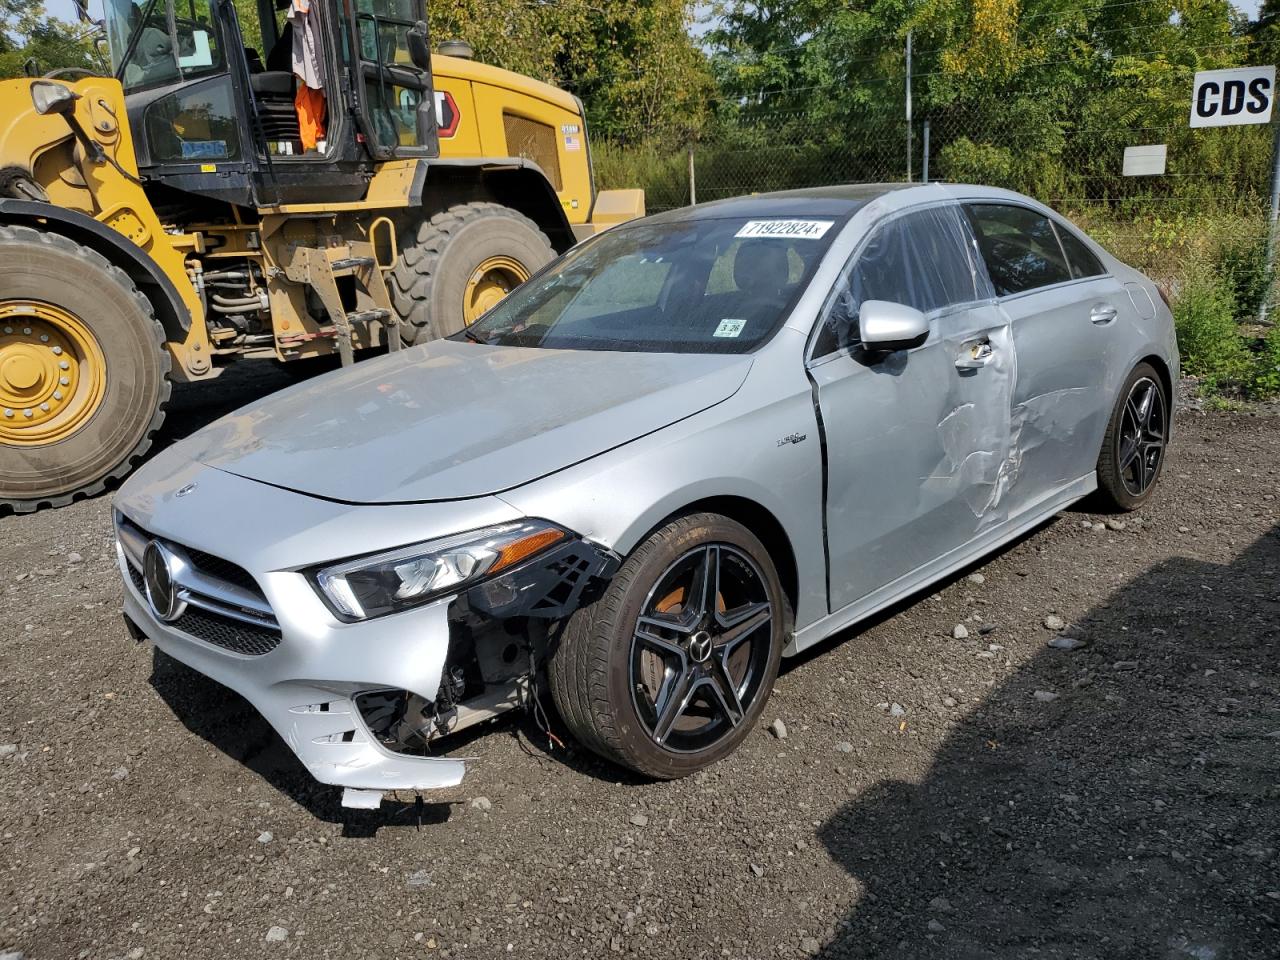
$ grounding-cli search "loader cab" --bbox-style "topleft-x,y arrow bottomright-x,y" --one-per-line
103,0 -> 438,207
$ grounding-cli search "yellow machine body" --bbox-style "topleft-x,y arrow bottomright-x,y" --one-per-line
0,43 -> 643,510
0,56 -> 642,378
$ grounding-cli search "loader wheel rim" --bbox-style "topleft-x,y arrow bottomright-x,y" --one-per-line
0,301 -> 106,445
462,256 -> 529,325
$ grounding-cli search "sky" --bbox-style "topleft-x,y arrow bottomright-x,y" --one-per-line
39,0 -> 1269,36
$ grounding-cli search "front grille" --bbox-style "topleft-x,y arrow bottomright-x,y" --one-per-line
184,548 -> 260,595
503,113 -> 563,190
168,607 -> 281,656
118,516 -> 282,657
125,562 -> 281,656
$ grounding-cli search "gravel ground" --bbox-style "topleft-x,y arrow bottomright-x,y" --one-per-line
1,367 -> 1278,960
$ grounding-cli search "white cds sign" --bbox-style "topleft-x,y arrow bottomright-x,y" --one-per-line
1190,66 -> 1275,127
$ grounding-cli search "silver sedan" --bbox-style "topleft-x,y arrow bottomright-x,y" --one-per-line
114,183 -> 1177,809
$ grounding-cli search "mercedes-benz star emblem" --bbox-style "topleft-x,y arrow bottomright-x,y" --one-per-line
143,540 -> 187,623
689,630 -> 713,663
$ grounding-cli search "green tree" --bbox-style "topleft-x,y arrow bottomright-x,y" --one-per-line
0,0 -> 104,78
704,0 -> 1266,197
429,0 -> 712,145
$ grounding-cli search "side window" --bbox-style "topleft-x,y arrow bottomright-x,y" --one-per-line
144,74 -> 242,161
964,203 -> 1072,296
812,205 -> 991,359
1054,223 -> 1106,279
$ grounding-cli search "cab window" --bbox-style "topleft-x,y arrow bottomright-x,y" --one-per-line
107,0 -> 225,93
353,0 -> 429,149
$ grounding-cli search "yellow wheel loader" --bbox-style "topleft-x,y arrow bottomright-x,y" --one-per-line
0,0 -> 643,512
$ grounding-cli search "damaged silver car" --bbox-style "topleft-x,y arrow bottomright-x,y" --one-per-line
114,184 -> 1176,809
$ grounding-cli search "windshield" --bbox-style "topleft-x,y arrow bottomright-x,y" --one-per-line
104,0 -> 224,93
460,216 -> 842,354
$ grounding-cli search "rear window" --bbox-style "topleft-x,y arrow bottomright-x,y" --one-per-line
964,203 -> 1072,296
462,216 -> 842,353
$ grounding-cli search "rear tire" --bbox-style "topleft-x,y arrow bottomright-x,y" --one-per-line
1095,362 -> 1168,511
388,202 -> 556,345
549,513 -> 789,780
0,225 -> 170,513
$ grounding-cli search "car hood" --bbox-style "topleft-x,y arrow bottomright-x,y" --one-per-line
183,340 -> 752,504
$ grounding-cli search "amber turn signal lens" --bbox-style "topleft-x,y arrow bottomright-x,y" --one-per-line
490,527 -> 566,573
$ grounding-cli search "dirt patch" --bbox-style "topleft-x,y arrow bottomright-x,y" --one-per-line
1,381 -> 1277,960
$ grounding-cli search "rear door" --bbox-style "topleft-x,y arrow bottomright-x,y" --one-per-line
962,202 -> 1129,514
809,204 -> 1016,612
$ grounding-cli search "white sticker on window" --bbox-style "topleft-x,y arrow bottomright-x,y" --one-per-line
735,219 -> 834,240
714,318 -> 746,338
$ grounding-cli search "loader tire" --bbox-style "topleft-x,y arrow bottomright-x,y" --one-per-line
388,202 -> 556,345
0,225 -> 170,513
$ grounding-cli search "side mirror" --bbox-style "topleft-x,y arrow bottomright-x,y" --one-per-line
406,21 -> 432,71
859,299 -> 929,352
31,80 -> 80,116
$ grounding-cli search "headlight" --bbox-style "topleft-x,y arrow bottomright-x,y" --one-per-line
311,520 -> 567,621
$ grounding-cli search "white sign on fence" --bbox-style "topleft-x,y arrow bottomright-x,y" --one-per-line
1122,144 -> 1167,176
1190,66 -> 1276,127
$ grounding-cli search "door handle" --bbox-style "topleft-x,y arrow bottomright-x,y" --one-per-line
1090,302 -> 1118,325
955,339 -> 994,369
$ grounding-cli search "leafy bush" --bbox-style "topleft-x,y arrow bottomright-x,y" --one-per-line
1173,264 -> 1253,390
936,139 -> 1018,189
592,141 -> 691,213
1250,321 -> 1280,399
1211,227 -> 1271,322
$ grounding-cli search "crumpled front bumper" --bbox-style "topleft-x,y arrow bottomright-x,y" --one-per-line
120,547 -> 467,804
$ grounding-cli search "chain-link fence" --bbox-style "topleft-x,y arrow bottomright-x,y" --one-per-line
594,37 -> 1280,313
610,102 -> 1275,283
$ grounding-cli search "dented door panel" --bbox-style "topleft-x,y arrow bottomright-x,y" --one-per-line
1000,276 -> 1137,515
814,303 -> 1018,612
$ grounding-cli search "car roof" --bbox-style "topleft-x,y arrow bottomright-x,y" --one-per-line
644,183 -> 920,224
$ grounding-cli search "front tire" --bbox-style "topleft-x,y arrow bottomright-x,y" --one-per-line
549,513 -> 789,779
388,202 -> 556,344
1095,362 -> 1168,511
0,226 -> 170,513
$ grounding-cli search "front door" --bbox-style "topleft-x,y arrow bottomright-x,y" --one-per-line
809,203 -> 1018,613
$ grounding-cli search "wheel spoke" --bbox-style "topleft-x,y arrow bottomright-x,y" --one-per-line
717,605 -> 771,654
1118,435 -> 1141,471
1137,383 -> 1156,429
1125,395 -> 1142,431
716,597 -> 770,630
706,660 -> 745,727
634,621 -> 689,658
652,666 -> 698,745
637,612 -> 696,639
683,546 -> 717,625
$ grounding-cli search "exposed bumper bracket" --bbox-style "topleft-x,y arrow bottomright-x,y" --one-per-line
341,787 -> 386,810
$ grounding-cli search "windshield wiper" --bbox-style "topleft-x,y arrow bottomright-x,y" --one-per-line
463,328 -> 487,344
